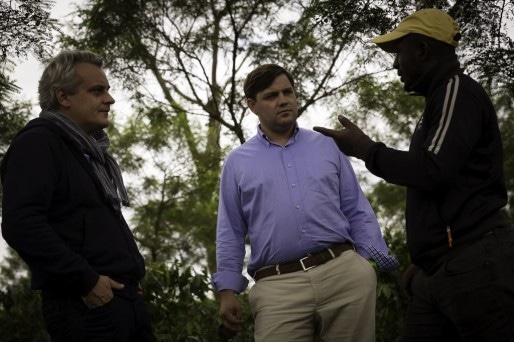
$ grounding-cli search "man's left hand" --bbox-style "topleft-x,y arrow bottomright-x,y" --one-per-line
82,275 -> 124,309
314,115 -> 375,160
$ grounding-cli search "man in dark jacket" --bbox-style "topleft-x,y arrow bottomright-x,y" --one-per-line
314,8 -> 514,341
1,50 -> 156,341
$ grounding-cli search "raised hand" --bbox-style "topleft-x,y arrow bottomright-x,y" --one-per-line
314,115 -> 375,160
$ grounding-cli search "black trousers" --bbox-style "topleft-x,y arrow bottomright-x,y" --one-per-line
42,291 -> 156,342
403,228 -> 514,342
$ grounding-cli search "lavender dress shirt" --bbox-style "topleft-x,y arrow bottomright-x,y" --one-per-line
213,125 -> 397,293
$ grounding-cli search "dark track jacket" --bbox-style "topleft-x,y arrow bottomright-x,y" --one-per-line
1,118 -> 145,296
364,55 -> 509,272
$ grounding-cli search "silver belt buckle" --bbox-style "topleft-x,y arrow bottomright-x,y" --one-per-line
300,255 -> 315,271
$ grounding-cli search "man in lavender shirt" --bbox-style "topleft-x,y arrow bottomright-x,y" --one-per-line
212,64 -> 397,341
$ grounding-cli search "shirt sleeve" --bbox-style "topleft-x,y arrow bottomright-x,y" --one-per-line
337,149 -> 399,272
211,155 -> 250,293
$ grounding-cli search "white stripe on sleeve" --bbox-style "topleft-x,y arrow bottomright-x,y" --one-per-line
429,75 -> 460,154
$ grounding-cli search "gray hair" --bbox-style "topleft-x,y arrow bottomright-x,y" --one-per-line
38,50 -> 104,110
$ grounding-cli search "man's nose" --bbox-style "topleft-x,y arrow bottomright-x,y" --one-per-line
278,92 -> 288,105
106,92 -> 115,104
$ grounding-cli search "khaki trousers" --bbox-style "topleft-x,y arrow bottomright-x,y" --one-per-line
249,249 -> 376,342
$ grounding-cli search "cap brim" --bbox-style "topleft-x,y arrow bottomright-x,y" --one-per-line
371,30 -> 409,53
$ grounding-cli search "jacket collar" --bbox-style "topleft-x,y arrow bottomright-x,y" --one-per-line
408,54 -> 462,97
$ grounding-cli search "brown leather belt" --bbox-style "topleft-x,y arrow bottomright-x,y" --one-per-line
253,242 -> 354,281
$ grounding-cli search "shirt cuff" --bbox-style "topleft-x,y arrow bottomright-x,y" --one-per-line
363,245 -> 399,272
212,270 -> 249,294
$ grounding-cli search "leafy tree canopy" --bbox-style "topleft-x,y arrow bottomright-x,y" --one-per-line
309,0 -> 514,97
59,0 -> 412,272
0,0 -> 58,62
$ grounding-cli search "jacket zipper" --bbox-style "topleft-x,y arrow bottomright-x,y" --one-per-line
446,225 -> 453,247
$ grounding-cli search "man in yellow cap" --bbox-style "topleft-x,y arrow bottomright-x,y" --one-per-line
314,8 -> 514,341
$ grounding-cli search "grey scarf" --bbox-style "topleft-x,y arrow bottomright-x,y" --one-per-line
40,110 -> 130,211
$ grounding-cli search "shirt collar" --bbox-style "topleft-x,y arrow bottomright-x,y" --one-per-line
256,123 -> 300,147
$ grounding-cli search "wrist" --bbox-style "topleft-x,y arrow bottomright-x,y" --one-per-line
355,137 -> 375,160
220,289 -> 237,297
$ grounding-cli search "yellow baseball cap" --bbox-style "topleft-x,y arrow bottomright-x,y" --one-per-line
372,8 -> 460,52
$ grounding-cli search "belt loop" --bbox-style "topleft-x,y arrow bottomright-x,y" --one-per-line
327,247 -> 336,259
275,264 -> 281,275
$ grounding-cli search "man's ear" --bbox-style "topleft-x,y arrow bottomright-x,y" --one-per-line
247,98 -> 257,114
55,88 -> 70,108
418,41 -> 431,62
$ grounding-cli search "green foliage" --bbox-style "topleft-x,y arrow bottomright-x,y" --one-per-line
0,0 -> 58,197
0,250 -> 50,342
104,104 -> 221,272
0,254 -> 256,342
143,261 -> 219,341
60,0 -> 405,278
496,93 -> 514,225
307,0 -> 393,41
374,226 -> 411,341
1,1 -> 512,341
375,272 -> 405,342
310,0 -> 514,96
0,0 -> 59,110
0,97 -> 32,155
0,89 -> 32,200
346,75 -> 424,147
143,261 -> 255,341
0,0 -> 58,61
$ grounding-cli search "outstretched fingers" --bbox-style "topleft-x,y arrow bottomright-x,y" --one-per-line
313,125 -> 339,137
313,115 -> 353,137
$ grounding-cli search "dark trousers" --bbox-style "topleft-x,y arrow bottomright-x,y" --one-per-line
403,228 -> 514,342
42,291 -> 156,342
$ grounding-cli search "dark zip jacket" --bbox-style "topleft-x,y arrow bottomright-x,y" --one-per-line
1,118 -> 145,296
364,55 -> 508,272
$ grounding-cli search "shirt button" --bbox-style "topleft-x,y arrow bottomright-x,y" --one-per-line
291,183 -> 296,187
296,204 -> 300,209
287,164 -> 291,168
